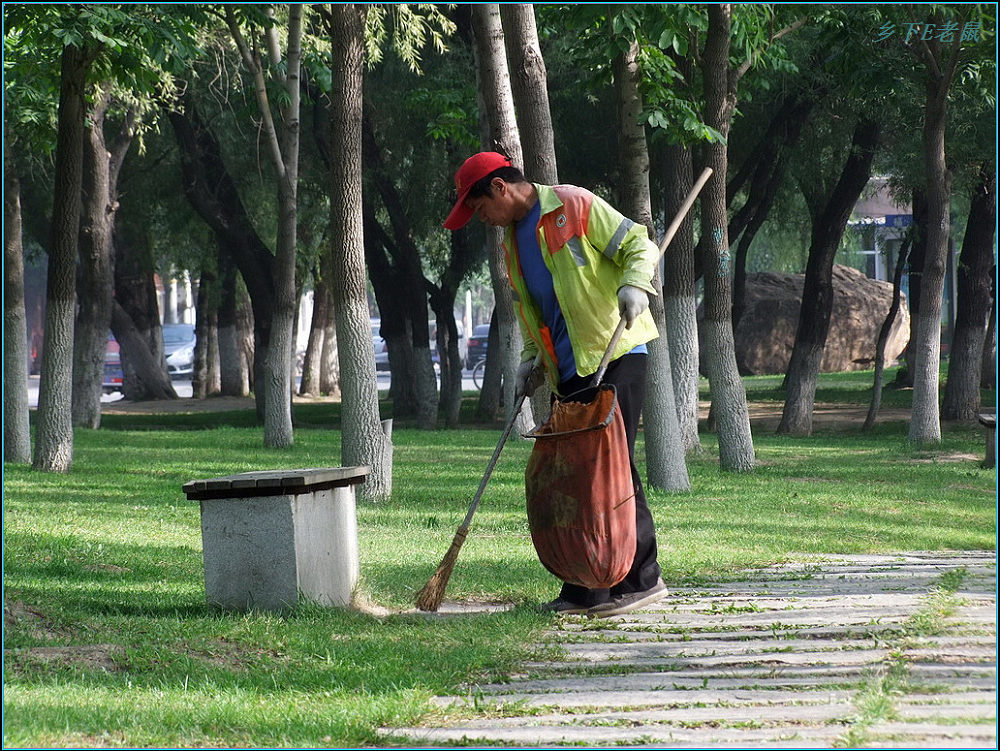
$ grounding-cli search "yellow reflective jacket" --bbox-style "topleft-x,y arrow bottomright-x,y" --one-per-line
503,183 -> 660,386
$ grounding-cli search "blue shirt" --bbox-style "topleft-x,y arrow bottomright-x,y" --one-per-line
515,201 -> 578,381
515,200 -> 646,382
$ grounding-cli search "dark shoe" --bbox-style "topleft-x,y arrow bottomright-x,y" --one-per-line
540,596 -> 589,615
587,578 -> 667,617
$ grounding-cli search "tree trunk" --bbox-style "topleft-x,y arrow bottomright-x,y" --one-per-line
34,43 -> 89,472
167,100 -> 275,418
899,189 -> 927,387
778,119 -> 880,435
909,34 -> 960,445
217,248 -> 248,396
613,38 -> 688,492
231,5 -> 302,449
697,5 -> 754,472
476,306 -> 504,420
500,3 -> 557,184
319,286 -> 340,398
328,2 -> 391,501
362,119 -> 437,428
942,163 -> 995,420
661,145 -> 701,455
472,3 -> 533,435
499,2 -> 555,422
299,273 -> 327,396
193,267 -> 220,398
428,285 -> 464,427
74,92 -> 131,428
362,199 -> 418,416
110,301 -> 177,400
4,134 -> 31,463
982,269 -> 996,390
865,236 -> 911,431
729,95 -> 813,331
111,222 -> 176,401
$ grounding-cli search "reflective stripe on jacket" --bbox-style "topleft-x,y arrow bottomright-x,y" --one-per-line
503,183 -> 660,386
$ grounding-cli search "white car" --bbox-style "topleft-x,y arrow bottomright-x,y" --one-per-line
372,320 -> 389,371
163,323 -> 196,378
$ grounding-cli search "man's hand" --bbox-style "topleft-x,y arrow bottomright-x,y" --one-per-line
617,285 -> 649,329
514,359 -> 543,399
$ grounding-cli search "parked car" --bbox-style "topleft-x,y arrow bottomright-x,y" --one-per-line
372,319 -> 389,371
465,323 -> 491,369
163,323 -> 196,378
102,336 -> 123,394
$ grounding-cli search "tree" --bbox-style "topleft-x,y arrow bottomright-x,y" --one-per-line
470,3 -> 534,435
611,28 -> 689,492
907,10 -> 973,444
72,90 -> 148,428
500,4 -> 557,184
361,117 -> 439,429
696,5 -> 755,472
942,162 -> 996,420
326,3 -> 392,501
729,90 -> 816,332
500,2 -> 556,423
32,40 -> 92,472
660,144 -> 701,454
3,131 -> 31,464
225,5 -> 303,448
777,118 -> 880,435
864,233 -> 911,431
168,97 -> 277,414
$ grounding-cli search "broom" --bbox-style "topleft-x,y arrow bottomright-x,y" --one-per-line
416,166 -> 714,612
415,382 -> 532,611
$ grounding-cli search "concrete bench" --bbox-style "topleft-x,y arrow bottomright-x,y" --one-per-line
183,466 -> 368,611
978,413 -> 996,469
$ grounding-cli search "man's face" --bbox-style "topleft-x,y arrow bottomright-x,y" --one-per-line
465,179 -> 516,227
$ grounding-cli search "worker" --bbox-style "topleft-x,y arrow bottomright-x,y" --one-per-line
443,151 -> 667,617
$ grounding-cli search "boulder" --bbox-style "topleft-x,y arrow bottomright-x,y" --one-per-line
701,264 -> 910,376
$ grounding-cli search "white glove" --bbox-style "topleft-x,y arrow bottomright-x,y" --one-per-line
514,359 -> 543,399
617,285 -> 649,329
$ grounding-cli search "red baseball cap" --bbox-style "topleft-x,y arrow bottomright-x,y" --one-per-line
443,151 -> 512,230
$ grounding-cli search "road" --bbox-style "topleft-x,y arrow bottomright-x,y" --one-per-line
26,371 -> 481,409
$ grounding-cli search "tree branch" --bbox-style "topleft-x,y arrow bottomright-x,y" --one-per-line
734,16 -> 807,83
225,7 -> 285,180
264,5 -> 282,66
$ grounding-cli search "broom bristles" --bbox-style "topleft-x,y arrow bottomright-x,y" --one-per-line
415,526 -> 469,612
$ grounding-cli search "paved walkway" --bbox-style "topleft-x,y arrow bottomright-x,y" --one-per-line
381,551 -> 996,748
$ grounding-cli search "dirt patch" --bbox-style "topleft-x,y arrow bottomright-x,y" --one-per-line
5,644 -> 123,673
102,395 -> 258,415
911,452 -> 983,463
106,394 -> 915,429
81,563 -> 132,574
4,599 -> 122,673
696,401 -> 913,432
3,599 -> 66,641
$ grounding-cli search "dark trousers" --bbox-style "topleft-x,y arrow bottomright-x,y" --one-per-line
555,353 -> 661,608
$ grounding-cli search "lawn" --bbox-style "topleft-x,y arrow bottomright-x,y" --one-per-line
3,370 -> 995,747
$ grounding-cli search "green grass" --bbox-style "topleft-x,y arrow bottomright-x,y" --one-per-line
3,370 -> 995,747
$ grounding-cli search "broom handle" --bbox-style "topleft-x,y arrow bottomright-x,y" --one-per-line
590,317 -> 628,388
659,167 -> 713,256
590,166 -> 713,389
459,352 -> 542,529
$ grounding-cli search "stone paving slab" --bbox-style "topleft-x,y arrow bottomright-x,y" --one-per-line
380,551 -> 997,748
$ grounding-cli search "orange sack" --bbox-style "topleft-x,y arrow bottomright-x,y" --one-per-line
525,385 -> 636,589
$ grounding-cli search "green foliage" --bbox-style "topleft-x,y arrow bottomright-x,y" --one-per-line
364,5 -> 455,74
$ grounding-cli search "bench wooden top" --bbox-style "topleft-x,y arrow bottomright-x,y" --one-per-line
183,466 -> 369,500
978,413 -> 996,429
